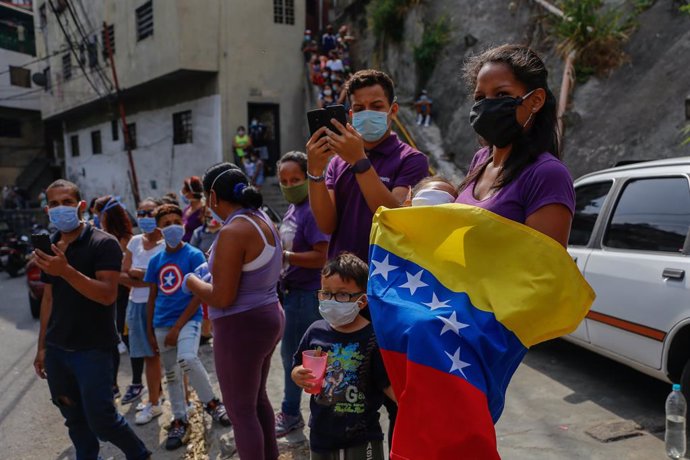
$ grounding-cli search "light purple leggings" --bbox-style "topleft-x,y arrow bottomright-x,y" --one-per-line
212,303 -> 285,460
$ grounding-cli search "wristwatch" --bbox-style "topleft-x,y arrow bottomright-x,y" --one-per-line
307,171 -> 325,182
350,158 -> 372,174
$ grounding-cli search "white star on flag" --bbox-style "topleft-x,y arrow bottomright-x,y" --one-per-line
371,255 -> 398,281
164,272 -> 176,286
423,293 -> 450,311
399,270 -> 428,296
437,311 -> 470,336
445,346 -> 471,378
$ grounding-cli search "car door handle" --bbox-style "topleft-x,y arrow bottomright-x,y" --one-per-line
663,268 -> 685,280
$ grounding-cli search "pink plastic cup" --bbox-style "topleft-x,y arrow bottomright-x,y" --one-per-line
302,350 -> 328,395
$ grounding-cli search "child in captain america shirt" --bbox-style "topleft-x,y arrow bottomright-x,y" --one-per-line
144,204 -> 230,450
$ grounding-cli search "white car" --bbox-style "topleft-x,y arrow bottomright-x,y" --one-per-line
566,157 -> 690,399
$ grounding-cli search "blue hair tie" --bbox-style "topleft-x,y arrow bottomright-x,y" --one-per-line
233,183 -> 247,199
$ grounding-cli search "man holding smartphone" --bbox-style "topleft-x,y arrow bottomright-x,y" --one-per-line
306,69 -> 429,448
33,179 -> 150,460
306,69 -> 429,262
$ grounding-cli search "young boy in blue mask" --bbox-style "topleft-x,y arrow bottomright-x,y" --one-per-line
292,252 -> 395,459
144,204 -> 230,450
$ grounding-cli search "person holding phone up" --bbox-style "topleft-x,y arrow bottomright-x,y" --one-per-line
32,179 -> 150,460
306,69 -> 429,262
306,69 -> 429,448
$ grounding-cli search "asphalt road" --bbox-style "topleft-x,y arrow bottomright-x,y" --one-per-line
0,274 -> 674,459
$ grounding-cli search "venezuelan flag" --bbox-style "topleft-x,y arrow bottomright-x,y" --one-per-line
368,204 -> 595,460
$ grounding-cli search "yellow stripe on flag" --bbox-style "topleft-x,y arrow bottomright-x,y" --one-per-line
370,204 -> 595,347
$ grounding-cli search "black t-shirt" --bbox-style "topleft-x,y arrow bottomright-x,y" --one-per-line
249,123 -> 267,147
294,320 -> 390,452
41,224 -> 122,350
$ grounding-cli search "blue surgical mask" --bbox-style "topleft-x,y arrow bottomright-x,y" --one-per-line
352,102 -> 395,142
180,193 -> 190,206
319,299 -> 362,327
93,214 -> 100,228
49,205 -> 81,233
209,208 -> 223,224
137,217 -> 157,234
161,224 -> 185,248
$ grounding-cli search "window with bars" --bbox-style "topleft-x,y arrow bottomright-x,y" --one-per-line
285,0 -> 295,25
273,0 -> 295,25
136,1 -> 154,41
111,120 -> 119,141
91,131 -> 102,154
70,134 -> 80,157
173,110 -> 193,144
62,53 -> 72,80
125,123 -> 137,150
273,0 -> 284,24
102,24 -> 115,59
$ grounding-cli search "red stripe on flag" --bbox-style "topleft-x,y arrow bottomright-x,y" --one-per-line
381,350 -> 500,460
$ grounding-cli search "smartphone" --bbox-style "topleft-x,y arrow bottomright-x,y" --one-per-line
31,233 -> 54,256
307,105 -> 348,137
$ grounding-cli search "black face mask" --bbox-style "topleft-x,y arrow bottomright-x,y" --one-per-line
469,90 -> 535,148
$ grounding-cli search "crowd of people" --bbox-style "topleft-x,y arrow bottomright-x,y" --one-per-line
305,24 -> 356,110
32,43 -> 574,460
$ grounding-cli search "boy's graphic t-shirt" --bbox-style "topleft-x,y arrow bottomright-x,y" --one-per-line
294,319 -> 390,452
144,243 -> 205,328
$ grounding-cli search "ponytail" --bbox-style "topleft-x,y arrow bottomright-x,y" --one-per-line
203,162 -> 263,209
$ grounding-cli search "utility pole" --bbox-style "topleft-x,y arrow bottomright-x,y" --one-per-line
103,21 -> 141,205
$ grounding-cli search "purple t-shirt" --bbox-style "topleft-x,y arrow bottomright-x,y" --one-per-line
325,132 -> 429,262
182,205 -> 203,243
456,147 -> 575,223
280,201 -> 330,291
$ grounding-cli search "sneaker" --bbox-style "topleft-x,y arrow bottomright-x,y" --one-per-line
135,403 -> 163,425
205,398 -> 232,427
275,411 -> 304,437
121,384 -> 145,405
165,419 -> 190,450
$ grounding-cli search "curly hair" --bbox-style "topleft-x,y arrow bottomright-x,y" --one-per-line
153,203 -> 183,224
95,195 -> 133,241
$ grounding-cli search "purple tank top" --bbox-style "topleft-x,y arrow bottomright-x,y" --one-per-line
208,209 -> 282,319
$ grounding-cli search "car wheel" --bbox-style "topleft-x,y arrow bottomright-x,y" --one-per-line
29,293 -> 40,319
680,359 -> 690,403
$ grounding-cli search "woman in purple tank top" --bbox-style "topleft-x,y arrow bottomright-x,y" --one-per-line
186,163 -> 284,460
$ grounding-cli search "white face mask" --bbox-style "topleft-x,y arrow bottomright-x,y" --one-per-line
319,299 -> 361,327
411,189 -> 456,207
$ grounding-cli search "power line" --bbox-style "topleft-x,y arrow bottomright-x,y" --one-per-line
63,0 -> 113,92
0,45 -> 72,77
47,0 -> 104,98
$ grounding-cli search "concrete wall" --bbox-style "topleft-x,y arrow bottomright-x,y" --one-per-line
63,94 -> 222,209
219,0 -> 307,161
36,0 -> 220,119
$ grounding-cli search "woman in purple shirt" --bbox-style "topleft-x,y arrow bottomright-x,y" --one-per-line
456,44 -> 575,245
180,176 -> 205,242
185,163 -> 284,460
274,151 -> 329,437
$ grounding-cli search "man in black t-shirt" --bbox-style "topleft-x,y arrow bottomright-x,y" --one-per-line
33,179 -> 150,460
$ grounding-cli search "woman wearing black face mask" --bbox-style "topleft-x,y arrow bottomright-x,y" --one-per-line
456,44 -> 575,247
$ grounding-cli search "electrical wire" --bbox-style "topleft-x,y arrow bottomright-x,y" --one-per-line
47,0 -> 104,98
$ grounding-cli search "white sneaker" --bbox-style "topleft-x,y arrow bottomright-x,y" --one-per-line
135,403 -> 162,425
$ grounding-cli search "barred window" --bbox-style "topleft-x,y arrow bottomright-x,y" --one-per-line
125,123 -> 137,150
70,134 -> 80,157
62,53 -> 72,80
91,130 -> 102,154
102,24 -> 115,59
173,110 -> 193,145
285,0 -> 295,25
136,1 -> 154,41
273,0 -> 284,24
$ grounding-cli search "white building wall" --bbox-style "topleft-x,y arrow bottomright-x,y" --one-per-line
64,94 -> 221,208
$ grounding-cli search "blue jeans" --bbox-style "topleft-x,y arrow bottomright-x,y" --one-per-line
280,288 -> 321,416
45,346 -> 150,460
155,320 -> 216,421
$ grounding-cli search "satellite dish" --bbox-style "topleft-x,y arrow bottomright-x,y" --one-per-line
32,72 -> 46,86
